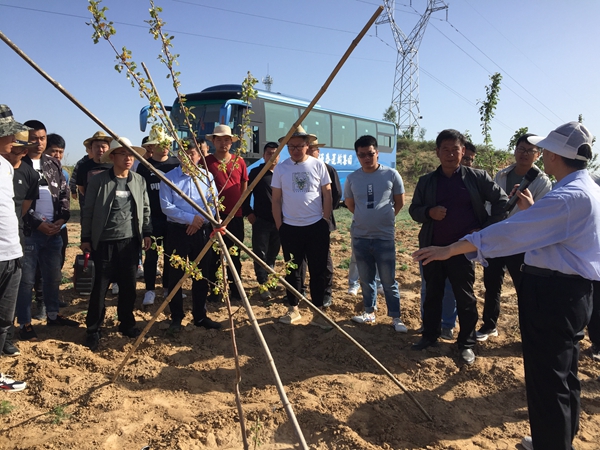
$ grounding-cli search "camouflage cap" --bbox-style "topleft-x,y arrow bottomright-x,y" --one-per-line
0,105 -> 30,138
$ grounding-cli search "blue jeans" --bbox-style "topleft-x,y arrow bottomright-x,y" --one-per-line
353,238 -> 400,318
16,230 -> 63,325
419,262 -> 457,329
348,238 -> 381,289
0,259 -> 21,352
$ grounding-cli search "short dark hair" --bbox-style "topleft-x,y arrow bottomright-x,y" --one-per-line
436,129 -> 465,148
23,120 -> 46,131
142,136 -> 150,145
464,141 -> 476,153
354,135 -> 378,152
197,138 -> 207,147
46,133 -> 65,149
561,143 -> 592,170
515,133 -> 540,150
182,137 -> 197,150
264,141 -> 278,152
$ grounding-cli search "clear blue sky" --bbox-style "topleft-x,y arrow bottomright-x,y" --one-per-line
1,0 -> 599,165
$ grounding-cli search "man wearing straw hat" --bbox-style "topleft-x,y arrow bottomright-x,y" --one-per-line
0,104 -> 29,391
305,134 -> 341,308
81,138 -> 151,351
137,128 -> 179,306
203,124 -> 248,301
75,131 -> 113,200
272,126 -> 333,328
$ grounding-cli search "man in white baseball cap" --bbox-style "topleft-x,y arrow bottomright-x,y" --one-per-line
413,121 -> 600,450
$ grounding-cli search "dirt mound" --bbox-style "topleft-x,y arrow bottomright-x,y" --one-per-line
1,211 -> 599,450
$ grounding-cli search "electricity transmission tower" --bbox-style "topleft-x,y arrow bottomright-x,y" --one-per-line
377,0 -> 447,137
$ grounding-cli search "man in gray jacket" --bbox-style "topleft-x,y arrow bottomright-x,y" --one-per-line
409,129 -> 508,365
477,134 -> 552,341
81,138 -> 151,351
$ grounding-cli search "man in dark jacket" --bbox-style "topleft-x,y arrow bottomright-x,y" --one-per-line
409,129 -> 508,365
243,142 -> 281,300
16,120 -> 75,342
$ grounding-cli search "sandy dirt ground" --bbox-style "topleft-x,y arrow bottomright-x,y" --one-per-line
1,208 -> 599,450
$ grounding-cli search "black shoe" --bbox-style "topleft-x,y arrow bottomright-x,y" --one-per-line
47,315 -> 80,327
19,324 -> 38,341
194,317 -> 222,329
166,322 -> 182,336
411,337 -> 438,351
459,348 -> 476,365
32,302 -> 46,321
322,295 -> 333,308
85,332 -> 100,351
119,327 -> 141,338
2,341 -> 20,356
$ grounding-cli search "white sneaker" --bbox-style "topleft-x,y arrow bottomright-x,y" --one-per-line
143,290 -> 156,306
393,318 -> 408,333
111,283 -> 119,295
279,307 -> 301,325
0,373 -> 26,392
136,265 -> 144,279
521,436 -> 533,450
347,286 -> 359,296
352,311 -> 376,324
377,285 -> 384,296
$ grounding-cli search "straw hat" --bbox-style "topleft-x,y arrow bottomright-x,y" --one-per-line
278,125 -> 318,143
308,134 -> 326,148
143,127 -> 174,147
206,124 -> 239,142
100,137 -> 146,163
83,131 -> 113,147
0,104 -> 30,138
13,130 -> 36,148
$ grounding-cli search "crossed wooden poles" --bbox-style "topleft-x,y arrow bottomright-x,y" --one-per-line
1,6 -> 434,449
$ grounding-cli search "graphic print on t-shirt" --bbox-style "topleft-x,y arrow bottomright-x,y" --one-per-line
292,172 -> 309,192
367,183 -> 374,209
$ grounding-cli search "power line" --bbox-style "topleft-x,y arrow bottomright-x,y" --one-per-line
0,3 -> 392,63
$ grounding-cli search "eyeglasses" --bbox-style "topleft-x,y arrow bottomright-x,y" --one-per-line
357,152 -> 377,159
288,145 -> 307,151
515,147 -> 539,155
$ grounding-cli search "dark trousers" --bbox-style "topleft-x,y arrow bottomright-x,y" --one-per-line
86,237 -> 139,334
60,226 -> 68,270
422,255 -> 478,349
144,218 -> 169,291
300,248 -> 334,296
481,253 -> 524,330
589,281 -> 600,346
0,259 -> 21,352
279,219 -> 330,308
251,217 -> 280,284
519,272 -> 592,450
223,217 -> 244,298
165,222 -> 214,324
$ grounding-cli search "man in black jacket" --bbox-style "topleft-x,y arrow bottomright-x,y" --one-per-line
243,142 -> 281,300
409,129 -> 508,364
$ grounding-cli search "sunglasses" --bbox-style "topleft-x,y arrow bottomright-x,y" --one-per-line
357,152 -> 377,159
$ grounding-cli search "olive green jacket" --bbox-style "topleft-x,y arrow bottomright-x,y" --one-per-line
81,168 -> 151,250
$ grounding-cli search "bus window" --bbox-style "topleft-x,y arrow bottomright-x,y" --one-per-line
356,119 -> 377,138
377,122 -> 396,153
264,102 -> 300,142
302,110 -> 331,144
332,115 -> 356,150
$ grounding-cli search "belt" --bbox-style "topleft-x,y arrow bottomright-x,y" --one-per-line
520,264 -> 586,281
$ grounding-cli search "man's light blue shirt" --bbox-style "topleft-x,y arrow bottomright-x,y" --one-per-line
463,170 -> 600,281
159,166 -> 217,225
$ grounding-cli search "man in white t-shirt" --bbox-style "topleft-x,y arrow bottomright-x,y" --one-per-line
271,126 -> 332,328
0,104 -> 28,392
